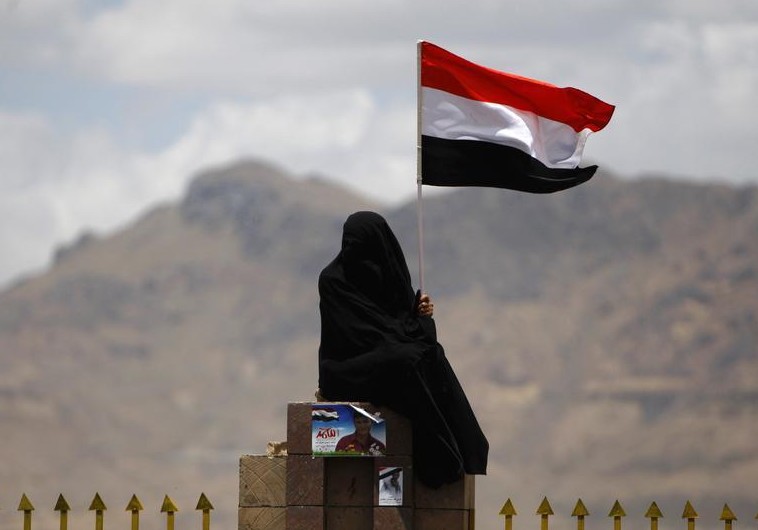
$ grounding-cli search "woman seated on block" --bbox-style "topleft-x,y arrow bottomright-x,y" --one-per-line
317,210 -> 488,488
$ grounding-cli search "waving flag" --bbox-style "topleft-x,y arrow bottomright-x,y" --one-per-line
312,408 -> 340,421
419,41 -> 615,193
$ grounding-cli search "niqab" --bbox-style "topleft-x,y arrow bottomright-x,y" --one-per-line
318,211 -> 489,488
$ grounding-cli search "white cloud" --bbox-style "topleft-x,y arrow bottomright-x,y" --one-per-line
588,18 -> 758,180
71,0 -> 414,92
146,89 -> 403,200
0,111 -> 60,188
1,0 -> 758,286
702,23 -> 758,117
0,89 -> 418,286
0,0 -> 82,66
0,109 -> 146,283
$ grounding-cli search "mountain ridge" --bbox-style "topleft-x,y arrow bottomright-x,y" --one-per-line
1,159 -> 755,529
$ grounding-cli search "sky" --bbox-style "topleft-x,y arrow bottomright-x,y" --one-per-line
1,0 -> 757,287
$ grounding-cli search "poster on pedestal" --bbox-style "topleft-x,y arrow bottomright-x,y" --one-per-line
311,404 -> 386,456
378,466 -> 404,506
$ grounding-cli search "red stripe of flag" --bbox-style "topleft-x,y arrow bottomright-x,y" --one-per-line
420,41 -> 614,133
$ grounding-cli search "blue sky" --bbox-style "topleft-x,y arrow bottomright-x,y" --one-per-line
1,0 -> 757,287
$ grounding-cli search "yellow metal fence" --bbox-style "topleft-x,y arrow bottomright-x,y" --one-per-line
500,498 -> 753,530
4,494 -> 756,530
7,492 -> 213,530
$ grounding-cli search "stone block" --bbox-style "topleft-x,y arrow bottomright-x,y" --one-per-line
287,402 -> 313,455
238,507 -> 285,530
325,458 -> 374,506
374,506 -> 413,530
242,401 -> 478,530
325,507 -> 373,530
239,455 -> 286,507
286,454 -> 325,506
414,474 -> 475,510
377,407 -> 412,456
414,508 -> 471,530
286,506 -> 325,530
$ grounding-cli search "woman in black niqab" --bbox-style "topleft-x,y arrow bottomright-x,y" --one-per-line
318,211 -> 489,488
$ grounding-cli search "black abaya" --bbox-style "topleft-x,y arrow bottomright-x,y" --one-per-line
318,211 -> 489,488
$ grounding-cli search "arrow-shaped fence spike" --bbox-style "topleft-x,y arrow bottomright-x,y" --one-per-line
126,495 -> 144,511
126,495 -> 144,530
54,495 -> 70,530
89,493 -> 107,530
573,499 -> 590,530
609,500 -> 626,517
54,494 -> 70,512
682,501 -> 698,519
720,503 -> 737,530
196,493 -> 214,530
646,502 -> 664,519
18,494 -> 34,530
500,498 -> 517,530
682,500 -> 698,530
645,501 -> 664,530
161,495 -> 179,530
500,498 -> 518,515
609,500 -> 626,530
572,499 -> 589,517
536,497 -> 554,515
18,494 -> 35,511
536,497 -> 554,530
720,504 -> 737,521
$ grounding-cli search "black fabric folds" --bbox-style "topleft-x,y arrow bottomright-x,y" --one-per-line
318,211 -> 489,488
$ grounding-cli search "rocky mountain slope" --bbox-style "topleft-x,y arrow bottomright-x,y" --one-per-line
0,159 -> 755,528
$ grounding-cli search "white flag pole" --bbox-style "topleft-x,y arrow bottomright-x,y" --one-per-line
416,40 -> 426,295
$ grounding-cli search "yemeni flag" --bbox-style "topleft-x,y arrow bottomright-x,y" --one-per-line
419,41 -> 615,193
312,408 -> 340,421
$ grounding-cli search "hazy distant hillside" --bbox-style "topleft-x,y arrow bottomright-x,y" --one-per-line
1,159 -> 756,529
392,179 -> 758,386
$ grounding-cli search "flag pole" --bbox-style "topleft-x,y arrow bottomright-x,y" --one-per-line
416,40 -> 425,294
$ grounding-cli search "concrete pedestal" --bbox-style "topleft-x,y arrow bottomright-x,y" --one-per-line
239,402 -> 475,530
